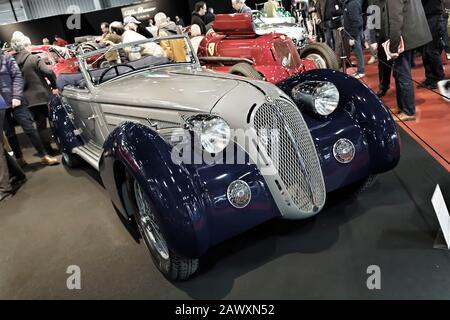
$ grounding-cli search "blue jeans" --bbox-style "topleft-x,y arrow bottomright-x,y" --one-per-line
325,28 -> 335,50
393,50 -> 415,116
353,30 -> 365,74
3,105 -> 46,159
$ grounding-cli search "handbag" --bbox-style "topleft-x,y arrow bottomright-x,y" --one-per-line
382,36 -> 405,61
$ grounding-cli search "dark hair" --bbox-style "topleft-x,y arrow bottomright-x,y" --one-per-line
111,25 -> 125,36
195,1 -> 206,13
101,22 -> 110,28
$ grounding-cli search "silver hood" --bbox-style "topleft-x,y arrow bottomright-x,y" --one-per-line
90,68 -> 241,113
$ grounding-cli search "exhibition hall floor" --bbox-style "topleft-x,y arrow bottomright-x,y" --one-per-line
0,129 -> 449,300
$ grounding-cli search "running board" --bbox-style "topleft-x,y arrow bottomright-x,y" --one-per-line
72,142 -> 102,171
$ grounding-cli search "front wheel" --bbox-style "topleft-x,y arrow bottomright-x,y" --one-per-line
62,152 -> 82,168
133,180 -> 199,281
300,42 -> 340,70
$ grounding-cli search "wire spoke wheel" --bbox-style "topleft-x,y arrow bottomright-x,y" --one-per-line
129,177 -> 199,281
134,181 -> 170,261
305,53 -> 327,69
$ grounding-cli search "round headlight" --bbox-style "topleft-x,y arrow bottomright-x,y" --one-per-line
314,82 -> 340,116
333,138 -> 355,164
201,116 -> 231,154
292,81 -> 340,116
185,115 -> 231,154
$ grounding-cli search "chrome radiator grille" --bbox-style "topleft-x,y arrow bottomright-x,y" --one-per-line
253,99 -> 326,214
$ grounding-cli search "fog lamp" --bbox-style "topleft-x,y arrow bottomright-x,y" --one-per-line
333,138 -> 355,164
227,180 -> 252,209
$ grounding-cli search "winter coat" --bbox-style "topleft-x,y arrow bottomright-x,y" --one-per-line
191,13 -> 206,35
15,50 -> 57,108
344,0 -> 364,37
380,0 -> 433,52
421,0 -> 444,17
0,52 -> 23,109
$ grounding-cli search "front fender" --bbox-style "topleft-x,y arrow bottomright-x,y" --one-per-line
100,122 -> 280,258
100,122 -> 209,258
278,69 -> 401,192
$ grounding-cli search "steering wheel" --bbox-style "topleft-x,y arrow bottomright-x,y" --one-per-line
98,64 -> 136,84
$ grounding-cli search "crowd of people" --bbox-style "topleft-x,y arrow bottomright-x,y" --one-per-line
1,0 -> 448,202
306,0 -> 447,122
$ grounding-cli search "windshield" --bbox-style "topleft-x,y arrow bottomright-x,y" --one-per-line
78,35 -> 198,86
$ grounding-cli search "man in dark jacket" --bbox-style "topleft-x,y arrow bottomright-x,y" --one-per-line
319,0 -> 350,66
344,0 -> 365,78
191,1 -> 207,35
205,8 -> 215,26
418,0 -> 445,89
1,36 -> 59,166
381,0 -> 432,121
373,0 -> 393,97
14,39 -> 58,155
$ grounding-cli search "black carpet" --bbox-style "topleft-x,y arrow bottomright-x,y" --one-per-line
0,128 -> 449,299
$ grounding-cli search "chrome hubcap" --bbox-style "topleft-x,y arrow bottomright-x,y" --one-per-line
306,53 -> 327,69
134,181 -> 169,260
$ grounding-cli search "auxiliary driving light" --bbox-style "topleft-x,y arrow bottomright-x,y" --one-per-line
227,180 -> 252,209
333,138 -> 355,164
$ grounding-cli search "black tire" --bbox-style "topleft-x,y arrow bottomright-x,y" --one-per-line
300,42 -> 340,70
131,178 -> 199,281
229,63 -> 264,80
62,152 -> 82,168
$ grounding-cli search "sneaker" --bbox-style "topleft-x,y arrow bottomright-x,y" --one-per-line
354,73 -> 365,79
390,108 -> 402,115
41,155 -> 60,166
368,56 -> 377,65
417,80 -> 437,89
395,112 -> 416,122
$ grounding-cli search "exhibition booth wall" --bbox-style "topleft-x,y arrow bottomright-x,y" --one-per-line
0,0 -> 191,44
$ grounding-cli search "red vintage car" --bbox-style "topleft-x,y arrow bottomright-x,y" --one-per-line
31,45 -> 106,76
197,14 -> 337,84
31,45 -> 80,76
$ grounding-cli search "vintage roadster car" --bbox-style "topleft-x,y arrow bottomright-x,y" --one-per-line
198,14 -> 339,84
31,45 -> 106,76
252,10 -> 309,50
49,36 -> 400,281
31,45 -> 79,76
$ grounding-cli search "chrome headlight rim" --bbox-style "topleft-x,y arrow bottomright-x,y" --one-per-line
184,114 -> 231,154
333,138 -> 356,164
291,81 -> 340,116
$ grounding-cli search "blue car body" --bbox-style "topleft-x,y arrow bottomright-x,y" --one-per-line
49,68 -> 400,260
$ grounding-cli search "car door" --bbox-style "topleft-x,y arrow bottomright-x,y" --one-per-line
62,86 -> 106,147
